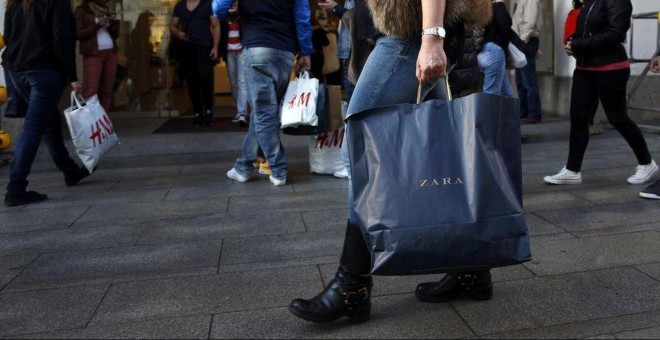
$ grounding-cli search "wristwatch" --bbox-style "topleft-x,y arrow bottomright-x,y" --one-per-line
422,27 -> 446,39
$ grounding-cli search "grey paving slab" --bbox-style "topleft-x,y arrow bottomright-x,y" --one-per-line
77,198 -> 229,223
0,224 -> 142,257
290,174 -> 348,193
210,294 -> 473,339
220,229 -> 344,265
536,201 -> 660,233
110,172 -> 229,191
636,263 -> 660,282
567,185 -> 647,205
0,284 -> 108,337
453,267 -> 660,336
522,173 -> 613,194
228,190 -> 347,213
218,255 -> 338,274
481,312 -> 659,339
524,213 -> 567,236
0,206 -> 89,233
12,241 -> 221,285
572,221 -> 660,238
164,180 -> 295,200
522,190 -> 595,212
89,266 -> 322,326
612,326 -> 660,339
137,212 -> 305,245
302,208 -> 347,232
0,254 -> 38,289
21,188 -> 169,209
525,231 -> 660,276
11,315 -> 212,339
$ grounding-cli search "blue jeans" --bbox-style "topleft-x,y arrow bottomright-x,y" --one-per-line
477,42 -> 512,97
226,51 -> 249,116
6,70 -> 78,195
345,36 -> 448,224
234,47 -> 294,180
515,37 -> 541,119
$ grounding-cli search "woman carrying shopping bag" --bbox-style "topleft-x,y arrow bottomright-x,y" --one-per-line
2,0 -> 92,207
288,0 -> 521,325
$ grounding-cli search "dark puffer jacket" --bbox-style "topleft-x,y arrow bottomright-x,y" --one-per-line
449,28 -> 485,98
570,0 -> 631,67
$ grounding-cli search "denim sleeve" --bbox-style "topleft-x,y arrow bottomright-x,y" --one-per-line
212,0 -> 232,19
294,0 -> 314,55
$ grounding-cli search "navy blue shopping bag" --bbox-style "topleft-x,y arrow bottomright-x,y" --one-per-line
347,90 -> 531,275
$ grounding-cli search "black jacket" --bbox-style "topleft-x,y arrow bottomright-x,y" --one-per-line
2,0 -> 78,82
571,0 -> 631,67
483,2 -> 535,58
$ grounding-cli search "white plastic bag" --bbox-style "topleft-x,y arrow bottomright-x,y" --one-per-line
309,126 -> 345,175
64,93 -> 119,173
508,43 -> 528,69
281,72 -> 319,128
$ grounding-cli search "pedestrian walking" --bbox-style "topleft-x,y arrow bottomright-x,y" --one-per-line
288,0 -> 493,324
214,0 -> 313,187
3,0 -> 92,207
544,0 -> 658,186
638,53 -> 660,199
512,0 -> 543,124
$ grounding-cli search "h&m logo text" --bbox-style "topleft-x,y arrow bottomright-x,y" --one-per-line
418,177 -> 464,188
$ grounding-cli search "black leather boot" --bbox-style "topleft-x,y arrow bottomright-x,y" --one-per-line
289,221 -> 372,323
415,270 -> 493,303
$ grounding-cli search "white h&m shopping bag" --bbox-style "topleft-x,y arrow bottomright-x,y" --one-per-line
280,72 -> 319,128
64,92 -> 119,173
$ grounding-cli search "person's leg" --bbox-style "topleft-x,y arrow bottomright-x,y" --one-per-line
595,68 -> 655,184
236,51 -> 249,117
477,43 -> 507,96
515,68 -> 528,118
6,71 -> 68,197
565,69 -> 596,172
232,47 -> 292,181
182,46 -> 203,124
519,37 -> 542,122
98,51 -> 119,112
82,55 -> 103,100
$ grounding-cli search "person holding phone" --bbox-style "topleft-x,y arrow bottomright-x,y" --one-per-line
74,0 -> 120,112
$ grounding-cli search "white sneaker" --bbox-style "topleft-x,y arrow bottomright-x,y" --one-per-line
269,175 -> 286,186
227,168 -> 250,183
333,168 -> 349,179
627,160 -> 659,184
543,167 -> 582,185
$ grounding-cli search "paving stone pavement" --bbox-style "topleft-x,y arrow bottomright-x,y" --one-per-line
0,118 -> 659,339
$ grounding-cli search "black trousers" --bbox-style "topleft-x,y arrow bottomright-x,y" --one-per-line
180,43 -> 215,115
566,68 -> 652,172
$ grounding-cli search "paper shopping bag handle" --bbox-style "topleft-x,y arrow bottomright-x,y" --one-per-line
70,91 -> 86,109
417,76 -> 452,104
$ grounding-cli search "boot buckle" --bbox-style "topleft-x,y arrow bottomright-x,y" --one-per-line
343,287 -> 370,305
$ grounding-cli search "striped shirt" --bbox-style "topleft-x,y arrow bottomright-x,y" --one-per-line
227,22 -> 242,53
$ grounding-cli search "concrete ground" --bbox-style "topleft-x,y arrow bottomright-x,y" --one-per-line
0,116 -> 659,339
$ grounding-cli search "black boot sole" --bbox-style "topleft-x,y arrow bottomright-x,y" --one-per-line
288,304 -> 370,324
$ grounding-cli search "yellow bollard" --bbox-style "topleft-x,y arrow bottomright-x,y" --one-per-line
0,131 -> 11,151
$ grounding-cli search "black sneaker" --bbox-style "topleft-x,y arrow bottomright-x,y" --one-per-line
640,180 -> 660,199
65,166 -> 92,187
5,191 -> 48,207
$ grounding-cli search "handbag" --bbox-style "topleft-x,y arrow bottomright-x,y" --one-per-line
64,93 -> 120,173
347,79 -> 531,276
282,84 -> 328,135
507,42 -> 528,69
280,72 -> 320,129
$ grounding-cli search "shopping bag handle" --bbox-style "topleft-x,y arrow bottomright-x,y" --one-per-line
417,77 -> 452,104
298,71 -> 311,80
70,91 -> 86,109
